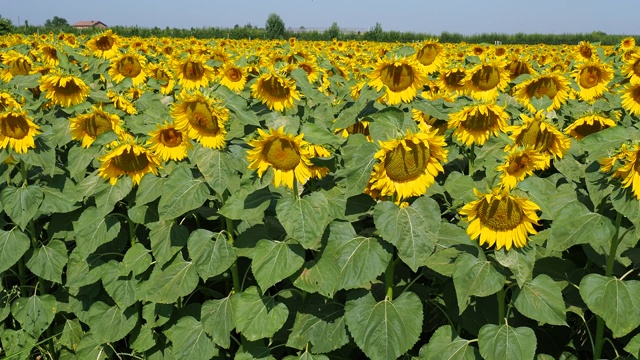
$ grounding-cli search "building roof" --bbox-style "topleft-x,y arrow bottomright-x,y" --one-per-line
72,20 -> 108,27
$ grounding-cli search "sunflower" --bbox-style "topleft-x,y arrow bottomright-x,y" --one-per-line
414,40 -> 445,74
366,122 -> 448,201
571,61 -> 614,101
305,143 -> 331,180
448,103 -> 510,146
621,37 -> 636,51
505,55 -> 534,81
148,63 -> 176,95
576,41 -> 595,60
463,59 -> 510,101
459,187 -> 540,250
0,110 -> 41,154
496,147 -> 548,190
564,114 -> 616,140
334,119 -> 371,141
108,51 -> 148,86
171,90 -> 228,149
295,59 -> 323,83
0,92 -> 22,111
1,50 -> 33,82
368,56 -> 427,105
513,73 -> 571,112
250,72 -> 300,112
436,67 -> 468,96
219,62 -> 247,92
600,143 -> 640,200
98,138 -> 161,186
246,127 -> 314,189
146,122 -> 192,162
622,53 -> 640,85
69,106 -> 125,148
39,73 -> 91,107
106,90 -> 138,115
37,44 -> 60,67
505,112 -> 571,167
86,30 -> 121,59
171,54 -> 215,90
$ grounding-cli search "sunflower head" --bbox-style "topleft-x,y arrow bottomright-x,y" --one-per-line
572,61 -> 613,101
250,72 -> 301,112
108,51 -> 148,86
496,147 -> 548,190
0,109 -> 41,154
514,74 -> 570,112
87,30 -> 120,59
506,112 -> 571,162
98,137 -> 161,186
600,143 -> 640,200
146,122 -> 192,162
69,106 -> 124,148
171,90 -> 228,149
564,114 -> 616,140
38,73 -> 91,107
219,62 -> 248,92
368,56 -> 427,105
171,54 -> 215,90
448,103 -> 509,146
463,59 -> 509,101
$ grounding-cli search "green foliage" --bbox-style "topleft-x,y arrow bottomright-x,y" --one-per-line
265,13 -> 286,39
0,15 -> 14,35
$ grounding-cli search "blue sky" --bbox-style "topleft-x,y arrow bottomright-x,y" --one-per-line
3,0 -> 638,35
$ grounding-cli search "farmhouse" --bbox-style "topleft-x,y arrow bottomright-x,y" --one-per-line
72,20 -> 108,30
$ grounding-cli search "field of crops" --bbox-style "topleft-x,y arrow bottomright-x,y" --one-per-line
1,31 -> 640,359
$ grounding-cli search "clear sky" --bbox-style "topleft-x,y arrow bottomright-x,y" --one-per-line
3,0 -> 639,35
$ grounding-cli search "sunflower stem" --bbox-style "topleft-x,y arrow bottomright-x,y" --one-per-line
293,179 -> 300,201
594,211 -> 622,359
385,257 -> 399,300
225,217 -> 241,293
497,287 -> 506,325
468,144 -> 475,176
17,256 -> 27,297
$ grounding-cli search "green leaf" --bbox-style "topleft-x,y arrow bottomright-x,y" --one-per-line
444,171 -> 478,204
0,329 -> 36,360
94,176 -> 133,217
233,286 -> 289,341
74,332 -> 112,359
291,68 -> 327,105
367,107 -> 404,143
25,239 -> 68,284
547,201 -> 614,252
300,121 -> 344,149
580,125 -> 640,163
40,183 -> 80,214
494,246 -> 536,288
276,192 -> 330,250
10,294 -> 57,339
1,185 -> 44,230
65,249 -> 107,288
59,318 -> 84,352
118,242 -> 152,276
0,228 -> 30,273
158,165 -> 211,220
334,134 -> 378,196
344,291 -> 423,360
147,220 -> 188,267
293,257 -> 341,298
67,145 -> 100,181
513,274 -> 567,326
141,258 -> 199,304
478,324 -> 536,360
579,274 -> 640,338
130,324 -> 156,353
252,239 -> 305,291
218,186 -> 273,222
168,316 -> 218,360
202,296 -> 235,349
284,351 -> 330,360
374,197 -> 441,271
453,253 -> 506,314
419,325 -> 479,360
135,173 -> 166,205
518,176 -> 578,220
187,229 -> 237,281
413,99 -> 448,120
73,206 -> 121,256
86,301 -> 137,343
286,294 -> 349,353
102,261 -> 139,309
624,333 -> 640,359
192,146 -> 234,194
611,187 -> 640,239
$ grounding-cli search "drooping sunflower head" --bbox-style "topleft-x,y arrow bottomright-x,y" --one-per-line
622,52 -> 640,85
600,143 -> 640,200
146,121 -> 192,162
170,90 -> 228,149
246,127 -> 313,189
87,30 -> 120,59
250,72 -> 301,112
620,83 -> 640,116
38,72 -> 91,107
0,92 -> 22,112
171,54 -> 215,90
437,67 -> 468,95
1,50 -> 33,82
459,187 -> 541,250
219,62 -> 248,93
414,40 -> 445,74
463,59 -> 510,101
564,114 -> 616,140
108,51 -> 148,86
505,55 -> 534,80
0,109 -> 41,154
496,147 -> 549,189
577,41 -> 594,60
148,62 -> 175,95
98,137 -> 162,186
448,103 -> 509,146
572,61 -> 614,101
506,112 -> 571,162
514,73 -> 571,112
37,43 -> 60,67
69,106 -> 125,148
368,56 -> 427,105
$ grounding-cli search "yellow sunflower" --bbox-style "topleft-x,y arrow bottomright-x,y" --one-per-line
600,143 -> 640,200
513,73 -> 571,112
0,92 -> 22,111
459,187 -> 541,250
107,90 -> 138,115
37,44 -> 60,67
436,67 -> 468,96
414,40 -> 445,74
98,138 -> 161,186
86,30 -> 121,59
250,72 -> 301,112
496,147 -> 548,190
368,56 -> 427,105
170,90 -> 228,149
69,106 -> 125,148
504,55 -> 534,81
411,109 -> 448,135
619,82 -> 640,116
246,127 -> 314,189
39,73 -> 91,107
0,110 -> 41,154
622,52 -> 640,85
463,59 -> 510,101
146,122 -> 192,162
1,50 -> 33,82
219,62 -> 247,92
334,120 -> 371,141
505,112 -> 571,168
448,103 -> 509,146
571,61 -> 614,101
108,51 -> 148,86
171,54 -> 215,90
621,37 -> 636,51
366,122 -> 448,201
564,114 -> 616,140
148,62 -> 176,95
305,143 -> 331,180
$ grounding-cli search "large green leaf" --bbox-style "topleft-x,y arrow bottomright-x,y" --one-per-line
0,329 -> 36,360
367,107 -> 404,143
284,351 -> 330,360
118,242 -> 152,276
147,220 -> 188,267
10,294 -> 57,339
1,185 -> 44,230
202,296 -> 235,349
135,173 -> 166,206
276,192 -> 330,250
513,274 -> 567,326
453,253 -> 506,314
65,249 -> 107,288
624,333 -> 640,359
334,134 -> 378,196
518,176 -> 578,220
192,145 -> 234,195
67,145 -> 100,181
187,229 -> 237,281
140,257 -> 199,304
494,246 -> 536,288
344,291 -> 423,360
286,294 -> 349,353
419,325 -> 479,360
218,186 -> 273,222
59,318 -> 84,352
86,301 -> 137,343
0,228 -> 30,273
233,286 -> 289,341
102,261 -> 139,309
611,187 -> 640,239
478,324 -> 536,360
374,196 -> 441,271
547,201 -> 614,252
73,206 -> 121,256
157,165 -> 211,220
579,274 -> 640,338
293,257 -> 341,298
93,176 -> 133,217
252,239 -> 305,291
25,239 -> 68,284
168,316 -> 218,360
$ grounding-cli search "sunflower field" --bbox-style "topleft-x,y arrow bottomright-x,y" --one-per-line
0,30 -> 640,360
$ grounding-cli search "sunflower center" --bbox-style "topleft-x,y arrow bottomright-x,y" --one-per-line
471,65 -> 500,91
517,121 -> 553,152
633,59 -> 640,77
117,56 -> 142,78
45,47 -> 58,60
384,141 -> 430,182
96,36 -> 115,51
160,128 -> 183,147
299,63 -> 313,76
84,113 -> 113,138
263,137 -> 301,171
113,148 -> 150,172
186,101 -> 219,135
226,67 -> 242,82
464,111 -> 496,131
53,79 -> 83,96
573,121 -> 608,138
416,44 -> 440,66
506,60 -> 530,80
262,76 -> 291,100
183,61 -> 205,80
527,77 -> 559,99
444,70 -> 466,89
579,66 -> 602,89
0,113 -> 30,139
10,58 -> 31,76
634,87 -> 640,103
477,196 -> 524,231
153,69 -> 171,84
506,154 -> 531,174
579,46 -> 592,58
380,63 -> 415,92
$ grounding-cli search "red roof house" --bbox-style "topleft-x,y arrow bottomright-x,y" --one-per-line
72,21 -> 108,29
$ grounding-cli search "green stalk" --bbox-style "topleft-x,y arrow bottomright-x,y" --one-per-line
497,287 -> 506,325
293,179 -> 300,201
226,217 -> 241,293
17,257 -> 27,297
468,144 -> 475,176
594,211 -> 622,359
385,258 -> 399,300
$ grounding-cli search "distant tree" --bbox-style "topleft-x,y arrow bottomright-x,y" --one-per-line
324,22 -> 341,40
363,22 -> 383,41
265,13 -> 285,39
0,15 -> 14,35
